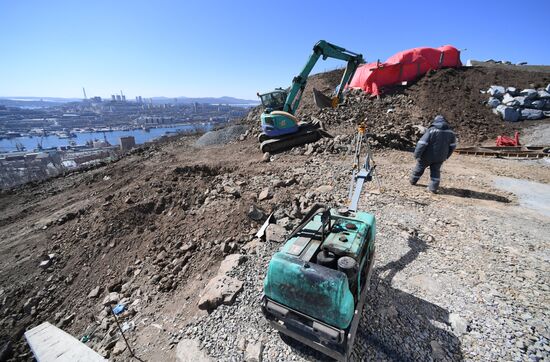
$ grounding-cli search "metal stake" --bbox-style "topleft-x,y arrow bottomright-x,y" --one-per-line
110,305 -> 135,357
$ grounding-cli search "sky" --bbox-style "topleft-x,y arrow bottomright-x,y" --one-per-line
1,0 -> 549,100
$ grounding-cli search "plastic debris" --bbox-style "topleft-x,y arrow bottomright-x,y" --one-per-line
112,304 -> 126,315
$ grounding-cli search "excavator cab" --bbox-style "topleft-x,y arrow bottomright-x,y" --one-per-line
258,89 -> 288,112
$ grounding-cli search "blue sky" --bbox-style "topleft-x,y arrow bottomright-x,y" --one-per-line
1,0 -> 549,100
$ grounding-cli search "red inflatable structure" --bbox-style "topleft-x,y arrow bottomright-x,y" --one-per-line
348,45 -> 462,95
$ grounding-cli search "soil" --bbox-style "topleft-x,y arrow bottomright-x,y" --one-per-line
1,66 -> 549,361
284,66 -> 550,146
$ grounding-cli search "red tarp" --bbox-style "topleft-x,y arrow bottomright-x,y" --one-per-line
348,45 -> 462,95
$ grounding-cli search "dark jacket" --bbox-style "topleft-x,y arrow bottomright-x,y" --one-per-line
414,116 -> 457,164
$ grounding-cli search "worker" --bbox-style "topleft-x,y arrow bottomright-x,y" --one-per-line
410,115 -> 457,193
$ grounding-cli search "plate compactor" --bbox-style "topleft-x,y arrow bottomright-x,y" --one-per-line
262,124 -> 378,361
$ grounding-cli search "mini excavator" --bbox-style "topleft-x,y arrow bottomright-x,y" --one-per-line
262,122 -> 379,361
257,40 -> 364,153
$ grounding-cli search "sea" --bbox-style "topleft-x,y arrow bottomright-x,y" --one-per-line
0,124 -> 213,153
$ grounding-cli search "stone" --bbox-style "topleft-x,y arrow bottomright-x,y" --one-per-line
506,87 -> 519,96
546,83 -> 550,93
265,224 -> 286,243
537,90 -> 550,99
520,88 -> 538,100
487,85 -> 505,98
156,250 -> 167,262
513,96 -> 527,106
88,286 -> 101,299
176,339 -> 212,362
262,152 -> 271,163
315,185 -> 333,193
258,188 -> 272,201
449,313 -> 468,335
198,275 -> 243,311
244,341 -> 264,362
502,93 -> 519,107
284,177 -> 297,187
495,105 -> 520,122
111,339 -> 127,356
248,205 -> 265,221
530,99 -> 546,109
218,254 -> 247,275
102,292 -> 120,306
487,97 -> 500,108
39,259 -> 52,269
520,108 -> 543,120
223,186 -> 240,198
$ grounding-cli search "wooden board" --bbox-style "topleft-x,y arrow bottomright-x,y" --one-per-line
24,322 -> 106,362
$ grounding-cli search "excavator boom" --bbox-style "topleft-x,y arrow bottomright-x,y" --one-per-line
257,40 -> 364,153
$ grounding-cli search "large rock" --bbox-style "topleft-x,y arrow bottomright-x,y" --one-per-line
449,313 -> 468,336
520,88 -> 538,100
487,97 -> 500,108
537,90 -> 550,99
102,292 -> 120,306
495,105 -> 520,122
265,224 -> 287,243
530,100 -> 546,110
487,85 -> 505,98
198,275 -> 243,311
88,286 -> 101,299
502,93 -> 519,107
218,254 -> 247,275
315,185 -> 333,193
520,108 -> 543,120
506,87 -> 519,96
244,341 -> 264,362
176,339 -> 212,362
513,96 -> 527,107
248,205 -> 265,221
258,188 -> 272,201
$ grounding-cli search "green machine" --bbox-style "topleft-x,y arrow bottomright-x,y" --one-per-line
262,125 -> 378,361
257,40 -> 364,153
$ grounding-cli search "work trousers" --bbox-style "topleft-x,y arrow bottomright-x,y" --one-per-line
411,161 -> 442,191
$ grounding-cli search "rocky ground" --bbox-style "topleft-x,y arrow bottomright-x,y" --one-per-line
1,129 -> 549,362
0,66 -> 549,362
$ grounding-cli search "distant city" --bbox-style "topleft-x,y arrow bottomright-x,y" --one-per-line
0,90 -> 259,188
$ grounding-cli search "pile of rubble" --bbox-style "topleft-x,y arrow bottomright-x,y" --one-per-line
486,84 -> 550,122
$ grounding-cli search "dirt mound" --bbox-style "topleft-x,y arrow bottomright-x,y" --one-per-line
406,67 -> 550,144
291,66 -> 550,147
195,125 -> 248,147
243,66 -> 549,148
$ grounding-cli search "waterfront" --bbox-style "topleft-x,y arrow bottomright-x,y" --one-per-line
0,124 -> 213,153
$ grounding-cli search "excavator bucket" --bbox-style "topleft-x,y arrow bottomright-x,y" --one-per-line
313,88 -> 335,109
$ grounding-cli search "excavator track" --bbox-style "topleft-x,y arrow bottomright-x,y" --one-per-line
260,129 -> 322,154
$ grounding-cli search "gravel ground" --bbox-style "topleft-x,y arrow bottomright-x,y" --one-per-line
195,125 -> 249,147
181,151 -> 550,362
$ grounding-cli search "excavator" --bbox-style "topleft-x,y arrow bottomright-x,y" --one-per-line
257,40 -> 364,153
261,122 -> 378,361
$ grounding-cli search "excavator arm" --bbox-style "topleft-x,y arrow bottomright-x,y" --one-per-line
284,40 -> 365,114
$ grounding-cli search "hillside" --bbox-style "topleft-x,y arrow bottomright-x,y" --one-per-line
0,66 -> 549,361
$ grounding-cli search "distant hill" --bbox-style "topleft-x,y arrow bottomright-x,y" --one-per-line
0,95 -> 259,108
150,96 -> 259,105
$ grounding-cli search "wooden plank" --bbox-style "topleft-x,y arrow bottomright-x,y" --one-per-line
24,322 -> 107,362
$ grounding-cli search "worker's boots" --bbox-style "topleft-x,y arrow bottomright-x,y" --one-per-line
428,179 -> 440,194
